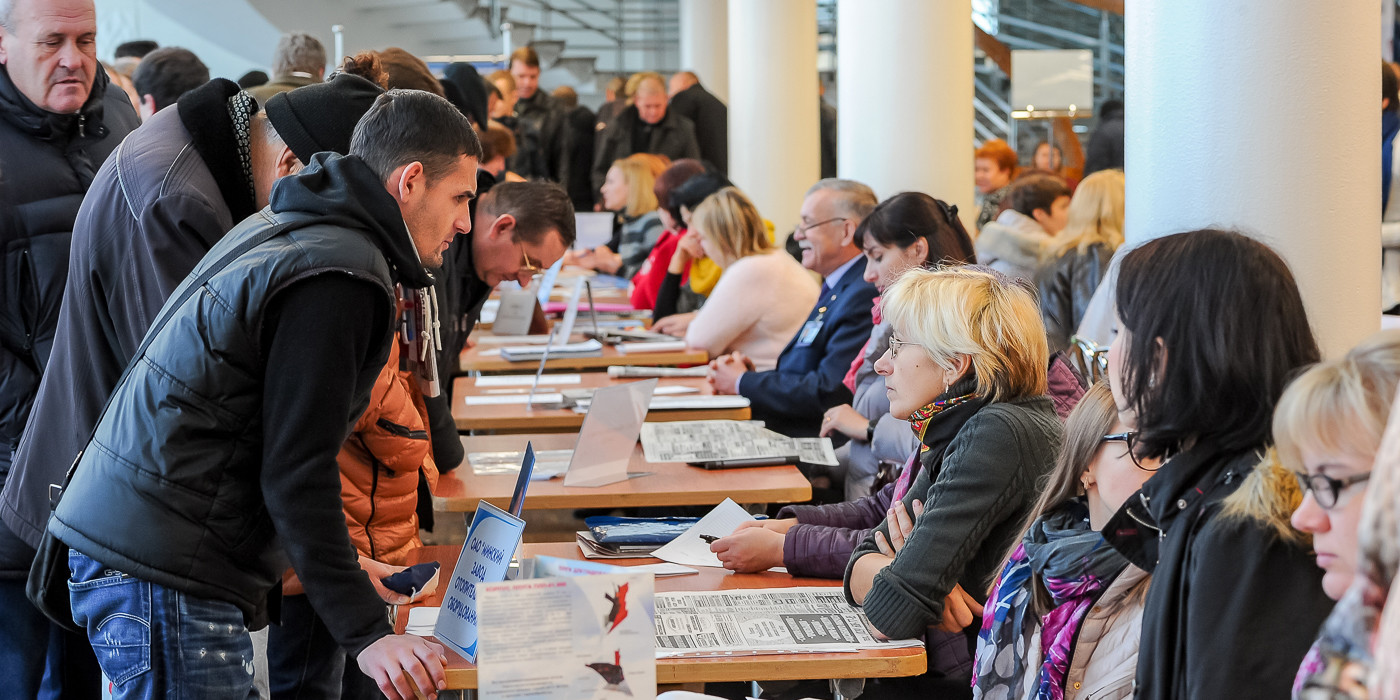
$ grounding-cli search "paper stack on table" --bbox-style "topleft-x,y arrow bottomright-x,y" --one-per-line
616,340 -> 688,354
475,373 -> 583,386
640,420 -> 838,466
608,365 -> 709,378
500,339 -> 604,362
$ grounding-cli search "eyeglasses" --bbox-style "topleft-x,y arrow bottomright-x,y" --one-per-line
887,335 -> 918,359
1101,431 -> 1157,471
795,217 -> 847,235
519,248 -> 541,277
1294,471 -> 1371,509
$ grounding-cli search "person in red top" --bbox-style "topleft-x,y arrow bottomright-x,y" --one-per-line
629,158 -> 706,309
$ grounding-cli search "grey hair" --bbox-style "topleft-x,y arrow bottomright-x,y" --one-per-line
806,178 -> 878,221
272,32 -> 326,77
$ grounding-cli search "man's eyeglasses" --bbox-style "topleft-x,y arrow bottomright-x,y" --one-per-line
795,217 -> 847,235
1102,431 -> 1157,471
1294,470 -> 1371,509
519,249 -> 541,277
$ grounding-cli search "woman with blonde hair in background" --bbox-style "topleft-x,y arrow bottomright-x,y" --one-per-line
571,152 -> 669,278
1217,330 -> 1400,698
681,187 -> 817,370
1034,169 -> 1125,354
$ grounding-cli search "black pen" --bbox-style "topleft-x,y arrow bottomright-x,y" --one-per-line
699,534 -> 720,544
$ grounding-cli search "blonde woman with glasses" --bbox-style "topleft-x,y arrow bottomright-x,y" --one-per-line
841,266 -> 1062,698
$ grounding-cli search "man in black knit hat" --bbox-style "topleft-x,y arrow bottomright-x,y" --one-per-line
0,72 -> 385,653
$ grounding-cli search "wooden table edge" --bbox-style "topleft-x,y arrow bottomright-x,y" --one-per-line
432,483 -> 812,512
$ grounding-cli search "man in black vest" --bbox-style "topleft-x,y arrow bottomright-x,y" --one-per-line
0,0 -> 138,693
48,90 -> 543,700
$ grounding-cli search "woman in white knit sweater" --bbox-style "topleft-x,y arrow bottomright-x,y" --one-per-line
683,187 -> 818,371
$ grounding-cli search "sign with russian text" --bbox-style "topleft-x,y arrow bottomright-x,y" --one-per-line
433,500 -> 526,662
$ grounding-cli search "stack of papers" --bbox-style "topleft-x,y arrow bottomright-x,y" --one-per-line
640,421 -> 838,466
577,530 -> 663,558
608,366 -> 710,378
475,373 -> 583,387
500,339 -> 604,362
463,393 -> 564,406
469,450 -> 572,478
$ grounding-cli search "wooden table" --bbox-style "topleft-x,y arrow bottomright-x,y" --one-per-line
452,374 -> 750,432
434,433 -> 810,512
399,543 -> 927,691
460,342 -> 708,374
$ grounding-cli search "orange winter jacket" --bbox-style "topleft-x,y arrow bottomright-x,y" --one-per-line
339,340 -> 439,567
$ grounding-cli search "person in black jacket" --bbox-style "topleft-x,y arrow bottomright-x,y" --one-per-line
1034,169 -> 1124,354
507,46 -> 563,181
1101,230 -> 1334,700
668,71 -> 727,175
46,90 -> 521,700
592,73 -> 700,195
1082,98 -> 1124,177
0,0 -> 138,693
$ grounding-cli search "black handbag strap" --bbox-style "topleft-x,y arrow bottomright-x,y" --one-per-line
52,218 -> 308,504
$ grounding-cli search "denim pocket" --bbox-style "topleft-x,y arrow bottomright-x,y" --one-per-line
68,550 -> 152,685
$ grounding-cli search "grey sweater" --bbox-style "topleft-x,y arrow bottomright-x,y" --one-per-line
843,395 -> 1062,640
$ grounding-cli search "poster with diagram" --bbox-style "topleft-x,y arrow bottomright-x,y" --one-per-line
478,571 -> 656,699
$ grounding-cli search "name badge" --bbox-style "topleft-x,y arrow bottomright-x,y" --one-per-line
797,320 -> 824,347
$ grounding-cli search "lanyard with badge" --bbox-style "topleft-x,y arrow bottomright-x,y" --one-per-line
797,285 -> 838,347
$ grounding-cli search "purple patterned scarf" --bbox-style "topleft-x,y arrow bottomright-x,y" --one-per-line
972,500 -> 1129,700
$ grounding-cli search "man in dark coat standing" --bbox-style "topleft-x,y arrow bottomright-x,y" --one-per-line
0,0 -> 139,693
668,71 -> 727,175
592,73 -> 701,194
507,46 -> 563,181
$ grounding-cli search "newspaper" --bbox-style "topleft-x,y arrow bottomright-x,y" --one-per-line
653,587 -> 923,657
640,421 -> 838,466
608,365 -> 709,378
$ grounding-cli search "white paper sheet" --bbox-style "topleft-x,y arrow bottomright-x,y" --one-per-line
639,420 -> 834,465
475,373 -> 583,387
500,339 -> 603,362
649,499 -> 756,568
405,606 -> 439,636
470,450 -> 573,478
616,340 -> 688,354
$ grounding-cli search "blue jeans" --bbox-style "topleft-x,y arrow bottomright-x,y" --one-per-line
67,549 -> 258,699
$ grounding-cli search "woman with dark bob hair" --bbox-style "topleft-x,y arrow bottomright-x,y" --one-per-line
1101,229 -> 1334,700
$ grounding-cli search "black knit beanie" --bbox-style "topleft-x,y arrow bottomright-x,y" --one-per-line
263,73 -> 383,163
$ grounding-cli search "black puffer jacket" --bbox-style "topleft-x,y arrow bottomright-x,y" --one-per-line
0,65 -> 137,476
508,89 -> 563,181
1035,242 -> 1113,354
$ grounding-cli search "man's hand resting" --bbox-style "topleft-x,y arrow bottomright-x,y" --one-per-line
358,634 -> 447,700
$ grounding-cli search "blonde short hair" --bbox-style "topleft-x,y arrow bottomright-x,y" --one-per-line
881,267 -> 1048,402
1047,169 -> 1125,258
1274,330 -> 1400,474
611,153 -> 668,218
690,187 -> 771,266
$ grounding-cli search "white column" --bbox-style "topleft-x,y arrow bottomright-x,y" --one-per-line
728,0 -> 818,238
836,0 -> 973,221
1126,0 -> 1379,357
679,0 -> 728,103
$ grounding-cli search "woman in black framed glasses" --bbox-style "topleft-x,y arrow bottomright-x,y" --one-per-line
1223,330 -> 1400,698
1101,230 -> 1332,700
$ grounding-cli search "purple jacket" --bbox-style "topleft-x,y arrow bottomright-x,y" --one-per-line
777,481 -> 897,579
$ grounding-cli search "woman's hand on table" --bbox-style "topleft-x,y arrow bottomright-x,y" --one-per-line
652,311 -> 696,337
735,518 -> 798,535
821,404 -> 870,441
591,246 -> 622,275
710,526 -> 786,573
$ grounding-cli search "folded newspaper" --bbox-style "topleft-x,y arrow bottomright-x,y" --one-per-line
640,420 -> 838,466
653,587 -> 923,657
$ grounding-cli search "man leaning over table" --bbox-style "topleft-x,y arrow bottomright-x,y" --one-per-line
709,179 -> 880,440
42,90 -> 536,700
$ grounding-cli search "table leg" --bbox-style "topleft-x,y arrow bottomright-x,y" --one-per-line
830,678 -> 865,700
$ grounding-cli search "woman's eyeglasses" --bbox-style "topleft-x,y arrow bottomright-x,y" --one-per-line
887,335 -> 917,359
1293,471 -> 1371,509
1101,431 -> 1157,471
